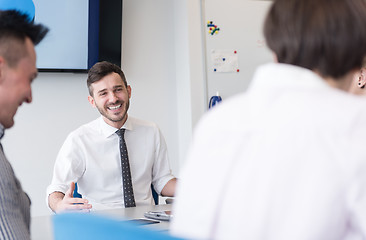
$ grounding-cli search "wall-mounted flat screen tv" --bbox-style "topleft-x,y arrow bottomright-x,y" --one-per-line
33,0 -> 122,72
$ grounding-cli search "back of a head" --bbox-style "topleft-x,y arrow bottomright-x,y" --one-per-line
0,10 -> 48,67
264,0 -> 366,79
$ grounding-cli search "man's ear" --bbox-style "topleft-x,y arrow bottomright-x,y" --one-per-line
0,56 -> 6,84
127,85 -> 131,99
88,95 -> 96,107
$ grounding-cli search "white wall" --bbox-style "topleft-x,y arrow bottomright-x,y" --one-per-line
3,0 -> 206,217
174,0 -> 207,168
121,0 -> 180,174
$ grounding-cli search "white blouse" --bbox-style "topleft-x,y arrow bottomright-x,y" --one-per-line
172,63 -> 366,240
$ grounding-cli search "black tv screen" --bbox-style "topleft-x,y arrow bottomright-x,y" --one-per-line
33,0 -> 122,72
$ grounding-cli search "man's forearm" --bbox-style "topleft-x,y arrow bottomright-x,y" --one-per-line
48,191 -> 65,212
161,178 -> 177,197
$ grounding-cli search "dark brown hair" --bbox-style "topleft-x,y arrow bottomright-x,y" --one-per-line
87,61 -> 127,96
264,0 -> 366,79
0,10 -> 48,67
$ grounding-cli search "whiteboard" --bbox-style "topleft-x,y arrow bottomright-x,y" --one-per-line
204,0 -> 273,102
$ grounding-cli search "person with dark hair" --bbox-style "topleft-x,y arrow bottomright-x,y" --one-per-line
47,61 -> 177,213
171,0 -> 366,239
0,10 -> 48,240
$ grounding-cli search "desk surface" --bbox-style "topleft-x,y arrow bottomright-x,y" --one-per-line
31,204 -> 173,240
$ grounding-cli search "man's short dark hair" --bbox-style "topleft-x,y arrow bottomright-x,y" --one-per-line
0,10 -> 48,67
87,61 -> 127,96
264,0 -> 366,79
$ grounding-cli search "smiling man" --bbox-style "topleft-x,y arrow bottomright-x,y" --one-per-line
0,10 -> 48,239
47,61 -> 176,213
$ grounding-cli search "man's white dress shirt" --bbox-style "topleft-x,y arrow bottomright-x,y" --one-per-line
171,63 -> 366,240
47,116 -> 174,210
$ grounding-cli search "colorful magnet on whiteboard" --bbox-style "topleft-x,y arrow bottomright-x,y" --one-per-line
237,69 -> 240,72
223,58 -> 225,61
207,21 -> 220,35
214,68 -> 217,72
234,50 -> 237,54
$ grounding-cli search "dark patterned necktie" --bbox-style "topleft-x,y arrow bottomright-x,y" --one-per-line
116,129 -> 136,208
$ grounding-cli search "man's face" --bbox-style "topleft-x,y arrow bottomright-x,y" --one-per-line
0,38 -> 37,128
88,72 -> 131,128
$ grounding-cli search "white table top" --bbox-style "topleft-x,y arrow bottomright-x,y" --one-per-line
31,204 -> 173,240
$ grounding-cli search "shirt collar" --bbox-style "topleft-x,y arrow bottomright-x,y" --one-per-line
249,63 -> 329,91
98,116 -> 134,138
0,123 -> 4,140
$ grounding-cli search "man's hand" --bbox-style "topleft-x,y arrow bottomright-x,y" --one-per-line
48,182 -> 92,213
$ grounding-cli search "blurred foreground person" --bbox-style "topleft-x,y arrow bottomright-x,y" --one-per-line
171,0 -> 366,239
0,10 -> 48,239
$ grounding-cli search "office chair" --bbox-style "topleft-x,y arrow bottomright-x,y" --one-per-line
151,184 -> 159,205
74,183 -> 160,205
73,182 -> 82,198
53,212 -> 184,240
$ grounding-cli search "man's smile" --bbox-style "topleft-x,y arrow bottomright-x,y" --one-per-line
107,104 -> 122,110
